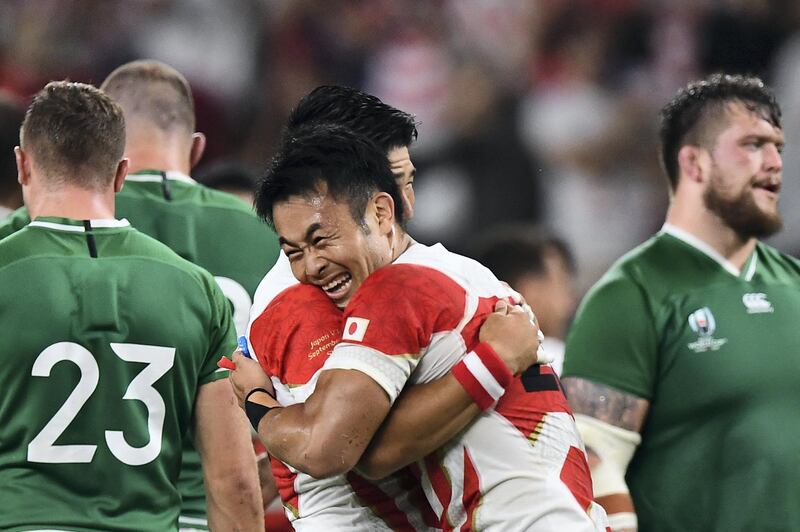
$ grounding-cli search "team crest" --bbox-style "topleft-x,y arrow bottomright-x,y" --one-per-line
687,307 -> 727,353
742,293 -> 774,314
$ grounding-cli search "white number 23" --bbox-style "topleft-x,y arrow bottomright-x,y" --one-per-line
27,342 -> 175,466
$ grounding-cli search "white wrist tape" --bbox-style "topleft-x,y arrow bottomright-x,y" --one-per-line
574,414 -> 641,498
607,511 -> 638,530
452,343 -> 513,411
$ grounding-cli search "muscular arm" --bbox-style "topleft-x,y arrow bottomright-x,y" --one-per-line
562,377 -> 649,532
194,379 -> 264,531
356,373 -> 479,479
256,368 -> 392,479
357,301 -> 540,479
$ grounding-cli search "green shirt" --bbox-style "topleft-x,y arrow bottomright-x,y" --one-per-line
0,217 -> 234,531
563,225 -> 800,531
0,171 -> 281,526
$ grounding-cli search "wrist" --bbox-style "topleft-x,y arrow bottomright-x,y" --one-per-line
245,387 -> 279,431
451,342 -> 514,411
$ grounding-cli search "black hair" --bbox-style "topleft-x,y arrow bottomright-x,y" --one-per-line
255,123 -> 403,228
286,85 -> 418,152
659,73 -> 781,190
471,225 -> 575,286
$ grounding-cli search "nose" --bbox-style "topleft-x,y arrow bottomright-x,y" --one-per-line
764,143 -> 783,173
303,250 -> 327,280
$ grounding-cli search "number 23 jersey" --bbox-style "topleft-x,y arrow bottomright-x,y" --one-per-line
0,217 -> 234,532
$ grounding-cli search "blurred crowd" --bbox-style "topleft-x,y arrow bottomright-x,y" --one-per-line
3,0 -> 800,292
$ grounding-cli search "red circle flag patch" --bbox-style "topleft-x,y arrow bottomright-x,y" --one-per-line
342,317 -> 370,342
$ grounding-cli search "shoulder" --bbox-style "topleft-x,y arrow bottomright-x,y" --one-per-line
251,284 -> 342,378
0,206 -> 31,240
756,241 -> 800,277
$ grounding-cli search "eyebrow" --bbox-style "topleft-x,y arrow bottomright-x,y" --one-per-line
278,222 -> 323,247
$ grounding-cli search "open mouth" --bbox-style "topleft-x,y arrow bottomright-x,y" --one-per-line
322,272 -> 353,301
753,179 -> 781,198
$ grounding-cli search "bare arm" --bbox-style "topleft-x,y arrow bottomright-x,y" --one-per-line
562,377 -> 649,532
194,379 -> 264,531
357,301 -> 541,479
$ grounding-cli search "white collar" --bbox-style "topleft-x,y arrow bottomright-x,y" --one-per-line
660,223 -> 757,280
29,218 -> 131,233
126,170 -> 196,184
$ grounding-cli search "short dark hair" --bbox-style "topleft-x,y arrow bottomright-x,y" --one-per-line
255,123 -> 403,228
659,73 -> 781,190
21,81 -> 125,189
471,225 -> 575,286
286,85 -> 418,152
0,92 -> 25,203
100,59 -> 195,133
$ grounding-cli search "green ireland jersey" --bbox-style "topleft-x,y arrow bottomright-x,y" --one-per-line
0,217 -> 235,532
563,225 -> 800,531
0,170 -> 281,526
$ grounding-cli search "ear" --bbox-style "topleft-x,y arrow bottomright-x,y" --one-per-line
189,132 -> 206,169
372,192 -> 396,234
112,158 -> 129,193
676,145 -> 708,185
15,146 -> 31,186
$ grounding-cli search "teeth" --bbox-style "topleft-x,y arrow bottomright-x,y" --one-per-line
324,274 -> 350,292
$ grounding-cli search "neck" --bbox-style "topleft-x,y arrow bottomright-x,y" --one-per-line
665,196 -> 756,271
28,186 -> 116,220
390,229 -> 416,262
124,130 -> 191,175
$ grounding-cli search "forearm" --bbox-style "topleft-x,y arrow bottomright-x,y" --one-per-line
253,369 -> 391,479
195,381 -> 264,531
357,373 -> 480,479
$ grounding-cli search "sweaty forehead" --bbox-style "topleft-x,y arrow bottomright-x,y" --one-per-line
273,192 -> 353,243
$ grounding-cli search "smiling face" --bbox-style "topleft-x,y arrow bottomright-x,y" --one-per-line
703,102 -> 784,238
274,183 -> 395,308
388,146 -> 416,220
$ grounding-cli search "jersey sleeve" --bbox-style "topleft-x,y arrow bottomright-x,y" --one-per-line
323,263 -> 467,403
199,272 -> 237,385
562,273 -> 658,399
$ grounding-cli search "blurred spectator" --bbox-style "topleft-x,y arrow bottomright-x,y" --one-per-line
471,225 -> 577,375
195,160 -> 257,206
0,91 -> 24,219
410,60 -> 545,254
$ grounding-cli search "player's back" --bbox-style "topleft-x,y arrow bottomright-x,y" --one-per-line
0,217 -> 234,532
335,243 -> 606,531
117,172 -> 280,332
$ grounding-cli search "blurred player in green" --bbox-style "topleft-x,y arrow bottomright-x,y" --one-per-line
0,81 -> 262,531
562,74 -> 800,531
0,60 -> 280,528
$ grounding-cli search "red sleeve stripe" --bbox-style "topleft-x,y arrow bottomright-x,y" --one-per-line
451,343 -> 513,411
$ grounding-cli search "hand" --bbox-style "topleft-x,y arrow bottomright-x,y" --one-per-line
479,300 -> 541,375
228,350 -> 274,407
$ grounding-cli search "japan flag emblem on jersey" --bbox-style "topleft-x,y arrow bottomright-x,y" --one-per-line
343,317 -> 370,342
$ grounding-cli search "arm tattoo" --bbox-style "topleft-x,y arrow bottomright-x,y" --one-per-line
561,377 -> 649,432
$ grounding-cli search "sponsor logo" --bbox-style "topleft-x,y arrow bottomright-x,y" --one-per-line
687,307 -> 727,353
342,317 -> 370,342
742,293 -> 774,314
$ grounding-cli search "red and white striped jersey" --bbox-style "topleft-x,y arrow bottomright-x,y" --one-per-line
324,243 -> 609,531
249,271 -> 438,530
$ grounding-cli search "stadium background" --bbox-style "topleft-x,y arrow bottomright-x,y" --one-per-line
2,0 -> 800,294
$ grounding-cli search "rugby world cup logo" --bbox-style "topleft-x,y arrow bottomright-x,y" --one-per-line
687,307 -> 727,352
688,307 -> 715,337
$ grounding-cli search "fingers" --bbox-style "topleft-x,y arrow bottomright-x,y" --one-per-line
494,299 -> 510,314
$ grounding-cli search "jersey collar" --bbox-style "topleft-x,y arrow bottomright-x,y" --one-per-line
660,223 -> 758,281
126,169 -> 197,184
29,216 -> 131,233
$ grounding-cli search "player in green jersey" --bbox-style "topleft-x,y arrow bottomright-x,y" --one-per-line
0,61 -> 280,527
0,81 -> 262,531
562,73 -> 800,531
